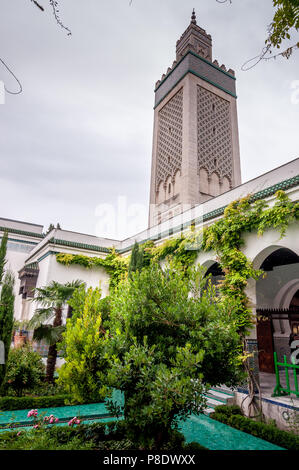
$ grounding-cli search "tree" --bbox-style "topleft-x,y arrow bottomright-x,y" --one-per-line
29,280 -> 83,383
59,262 -> 245,449
128,241 -> 144,278
4,344 -> 45,396
0,271 -> 15,391
217,0 -> 299,66
57,285 -> 108,403
0,231 -> 8,285
267,0 -> 299,58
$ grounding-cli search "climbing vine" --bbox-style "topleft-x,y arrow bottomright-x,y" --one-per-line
56,248 -> 128,291
55,190 -> 298,415
56,190 -> 298,328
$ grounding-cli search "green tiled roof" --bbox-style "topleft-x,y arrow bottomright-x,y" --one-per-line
0,226 -> 44,239
23,174 -> 299,261
48,237 -> 111,253
118,174 -> 299,254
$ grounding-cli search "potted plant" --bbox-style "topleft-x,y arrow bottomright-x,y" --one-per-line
13,320 -> 29,348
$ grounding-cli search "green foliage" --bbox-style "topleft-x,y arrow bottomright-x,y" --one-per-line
267,0 -> 299,58
213,404 -> 243,416
128,241 -> 144,277
56,248 -> 128,292
57,191 -> 298,388
152,236 -> 198,268
0,419 -> 193,450
60,262 -> 244,448
29,279 -> 83,383
0,231 -> 8,285
183,441 -> 208,451
211,409 -> 299,450
0,428 -> 94,450
0,394 -> 70,411
4,344 -> 45,397
0,271 -> 15,390
199,191 -> 299,335
57,286 -> 109,404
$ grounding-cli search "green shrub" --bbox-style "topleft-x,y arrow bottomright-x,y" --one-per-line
0,394 -> 71,411
211,410 -> 299,451
0,420 -> 207,451
183,441 -> 208,451
0,428 -> 94,450
4,344 -> 45,396
213,404 -> 243,416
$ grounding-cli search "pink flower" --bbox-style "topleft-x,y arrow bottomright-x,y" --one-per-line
49,418 -> 54,424
17,431 -> 21,436
27,409 -> 38,418
55,418 -> 59,423
34,425 -> 39,429
75,419 -> 81,425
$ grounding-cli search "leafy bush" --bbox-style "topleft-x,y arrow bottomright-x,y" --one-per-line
0,394 -> 70,411
0,420 -> 196,451
213,404 -> 243,416
211,409 -> 299,451
57,285 -> 108,404
59,263 -> 245,449
0,429 -> 94,450
183,441 -> 208,451
4,344 -> 45,396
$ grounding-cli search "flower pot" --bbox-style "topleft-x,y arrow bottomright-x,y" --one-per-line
14,333 -> 27,348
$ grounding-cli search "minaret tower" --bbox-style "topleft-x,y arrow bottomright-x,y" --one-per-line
148,10 -> 241,227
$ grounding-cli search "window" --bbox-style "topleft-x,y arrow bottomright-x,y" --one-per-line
168,183 -> 171,194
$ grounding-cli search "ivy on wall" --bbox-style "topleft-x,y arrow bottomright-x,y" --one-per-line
56,248 -> 128,291
56,190 -> 299,333
55,190 -> 298,414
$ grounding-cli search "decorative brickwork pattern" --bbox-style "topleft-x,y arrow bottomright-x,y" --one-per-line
197,86 -> 233,183
156,89 -> 183,189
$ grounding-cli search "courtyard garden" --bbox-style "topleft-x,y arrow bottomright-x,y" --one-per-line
0,192 -> 299,450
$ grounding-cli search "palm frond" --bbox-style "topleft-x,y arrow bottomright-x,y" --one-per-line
28,308 -> 55,329
32,324 -> 65,345
33,280 -> 84,307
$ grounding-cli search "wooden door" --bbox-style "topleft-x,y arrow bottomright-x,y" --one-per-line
256,314 -> 275,373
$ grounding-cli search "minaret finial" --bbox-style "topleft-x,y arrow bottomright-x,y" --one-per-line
191,8 -> 197,25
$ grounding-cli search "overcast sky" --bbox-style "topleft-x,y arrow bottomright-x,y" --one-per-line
0,0 -> 298,239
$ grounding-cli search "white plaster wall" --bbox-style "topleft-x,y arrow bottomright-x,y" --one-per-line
240,223 -> 299,268
234,392 -> 299,433
28,254 -> 110,321
4,244 -> 36,320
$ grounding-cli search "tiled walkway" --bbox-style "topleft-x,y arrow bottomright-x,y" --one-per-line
0,400 -> 285,450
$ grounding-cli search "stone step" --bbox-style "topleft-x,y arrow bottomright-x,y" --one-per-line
212,385 -> 235,396
202,386 -> 235,416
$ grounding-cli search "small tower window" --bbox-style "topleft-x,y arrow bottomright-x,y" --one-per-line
168,183 -> 171,194
212,103 -> 216,112
213,126 -> 216,135
214,158 -> 217,167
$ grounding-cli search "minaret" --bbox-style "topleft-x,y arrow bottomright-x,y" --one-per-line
148,10 -> 241,227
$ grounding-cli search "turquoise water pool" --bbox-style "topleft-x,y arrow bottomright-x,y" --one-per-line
0,399 -> 284,450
